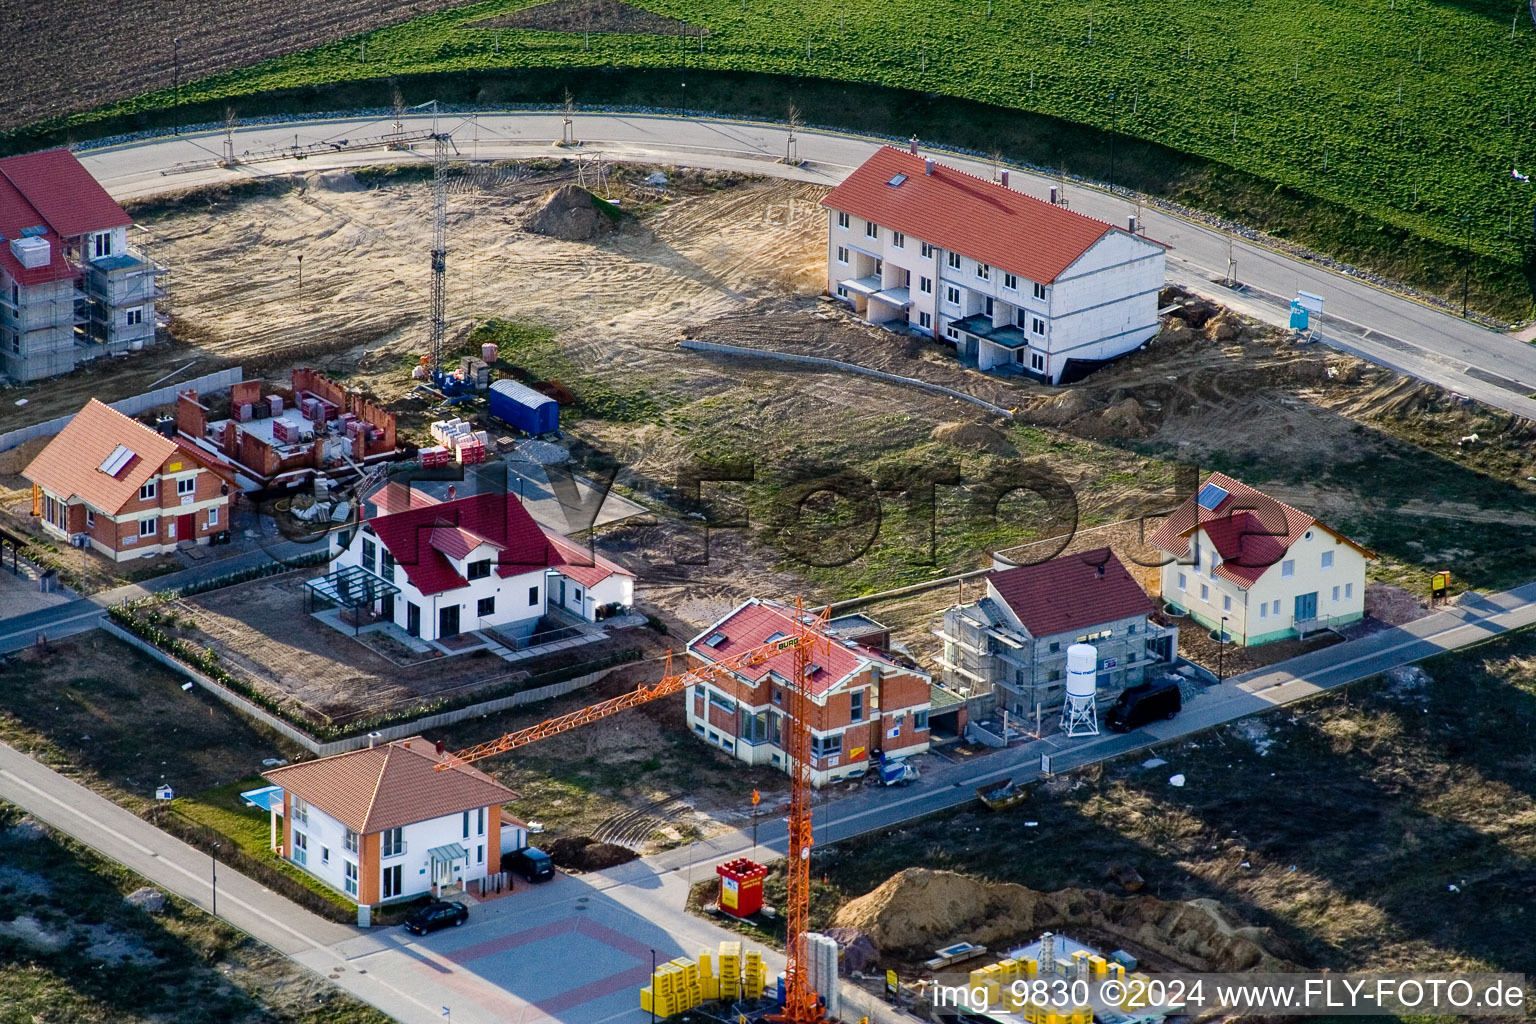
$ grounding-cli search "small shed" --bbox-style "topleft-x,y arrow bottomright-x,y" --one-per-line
489,379 -> 559,435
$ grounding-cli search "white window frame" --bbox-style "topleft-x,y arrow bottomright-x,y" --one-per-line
946,251 -> 961,270
945,286 -> 960,307
126,307 -> 144,326
1345,583 -> 1353,599
920,242 -> 935,258
918,311 -> 932,329
344,860 -> 359,896
207,506 -> 219,527
1200,583 -> 1209,601
1332,585 -> 1340,601
1260,603 -> 1268,619
1031,317 -> 1045,336
1321,550 -> 1334,569
836,211 -> 850,229
919,276 -> 932,294
865,221 -> 879,239
1177,572 -> 1187,591
138,518 -> 157,538
836,246 -> 849,264
1033,282 -> 1047,300
177,476 -> 195,496
1281,559 -> 1296,578
139,480 -> 156,501
892,231 -> 905,248
1003,273 -> 1018,290
292,831 -> 308,866
976,262 -> 990,281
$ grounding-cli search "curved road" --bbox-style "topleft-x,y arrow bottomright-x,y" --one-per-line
80,109 -> 1536,418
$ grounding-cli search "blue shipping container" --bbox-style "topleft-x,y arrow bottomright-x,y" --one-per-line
489,379 -> 559,435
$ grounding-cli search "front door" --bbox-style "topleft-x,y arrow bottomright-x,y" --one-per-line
406,603 -> 420,636
381,593 -> 395,623
439,604 -> 460,639
1294,591 -> 1318,623
177,513 -> 194,541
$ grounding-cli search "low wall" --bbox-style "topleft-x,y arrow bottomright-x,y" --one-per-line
0,367 -> 244,453
679,340 -> 1015,419
103,619 -> 635,757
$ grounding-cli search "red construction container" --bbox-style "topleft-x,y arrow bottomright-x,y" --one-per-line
716,858 -> 767,918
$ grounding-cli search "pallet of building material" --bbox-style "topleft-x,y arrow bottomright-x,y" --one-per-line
272,419 -> 292,443
266,394 -> 283,415
419,445 -> 452,467
235,403 -> 253,422
455,442 -> 485,464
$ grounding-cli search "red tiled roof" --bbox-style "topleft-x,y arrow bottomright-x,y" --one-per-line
262,736 -> 515,835
0,173 -> 77,288
544,529 -> 634,588
0,149 -> 132,239
688,600 -> 869,698
367,481 -> 442,516
1148,472 -> 1371,589
987,548 -> 1153,637
366,491 -> 555,596
24,399 -> 178,515
821,147 -> 1153,284
429,524 -> 501,561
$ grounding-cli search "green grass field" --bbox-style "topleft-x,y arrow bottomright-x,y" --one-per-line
28,0 -> 1536,317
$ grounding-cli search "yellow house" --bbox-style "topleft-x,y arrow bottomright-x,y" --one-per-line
1151,472 -> 1372,645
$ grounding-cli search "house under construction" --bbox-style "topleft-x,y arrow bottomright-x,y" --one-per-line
177,369 -> 398,489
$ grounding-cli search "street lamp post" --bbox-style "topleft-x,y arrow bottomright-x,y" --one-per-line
1461,214 -> 1472,317
211,842 -> 219,917
1219,615 -> 1229,681
1108,91 -> 1117,193
173,37 -> 182,137
650,948 -> 658,1024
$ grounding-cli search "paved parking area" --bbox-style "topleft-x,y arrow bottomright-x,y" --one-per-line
310,867 -> 780,1024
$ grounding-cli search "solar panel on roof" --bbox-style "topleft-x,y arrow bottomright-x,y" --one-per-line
705,632 -> 728,648
19,225 -> 46,238
887,173 -> 907,187
1196,482 -> 1229,511
98,444 -> 135,477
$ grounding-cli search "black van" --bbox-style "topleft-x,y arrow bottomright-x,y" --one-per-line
1106,679 -> 1182,732
508,845 -> 554,882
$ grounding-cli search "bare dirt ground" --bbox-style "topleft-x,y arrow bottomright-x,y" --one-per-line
175,572 -> 666,727
2,0 -> 462,130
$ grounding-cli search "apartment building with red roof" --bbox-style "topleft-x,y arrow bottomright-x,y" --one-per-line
24,399 -> 235,561
684,599 -> 932,787
1150,472 -> 1372,645
262,736 -> 516,905
821,146 -> 1166,384
327,485 -> 633,643
0,148 -> 162,382
937,549 -> 1178,719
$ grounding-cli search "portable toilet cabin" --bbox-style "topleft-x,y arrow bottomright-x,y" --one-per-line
489,379 -> 559,435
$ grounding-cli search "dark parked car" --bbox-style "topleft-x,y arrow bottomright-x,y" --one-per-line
508,846 -> 554,882
404,900 -> 469,935
1105,679 -> 1182,733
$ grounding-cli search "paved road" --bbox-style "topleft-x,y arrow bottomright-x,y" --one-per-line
651,580 -> 1536,873
76,110 -> 1536,420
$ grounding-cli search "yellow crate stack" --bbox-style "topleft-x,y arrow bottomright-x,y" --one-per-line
718,941 -> 742,1001
1122,973 -> 1152,1010
698,949 -> 719,1001
744,950 -> 766,999
674,958 -> 703,1010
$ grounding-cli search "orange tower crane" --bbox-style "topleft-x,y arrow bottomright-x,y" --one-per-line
437,599 -> 832,1024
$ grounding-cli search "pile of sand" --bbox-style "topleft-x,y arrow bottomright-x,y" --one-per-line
304,170 -> 362,193
0,434 -> 50,476
523,184 -> 623,241
832,868 -> 1297,972
932,421 -> 1014,454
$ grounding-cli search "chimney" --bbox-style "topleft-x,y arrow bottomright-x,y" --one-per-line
1049,186 -> 1059,204
435,739 -> 446,756
909,135 -> 919,156
1000,170 -> 1010,188
403,739 -> 411,748
924,158 -> 935,176
368,731 -> 381,748
1127,216 -> 1138,234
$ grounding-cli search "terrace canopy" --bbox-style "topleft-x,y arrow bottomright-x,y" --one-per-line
304,565 -> 400,632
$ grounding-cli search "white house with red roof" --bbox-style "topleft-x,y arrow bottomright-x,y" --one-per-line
821,146 -> 1166,384
24,398 -> 236,560
0,148 -> 162,382
328,483 -> 633,643
262,736 -> 517,905
1150,473 -> 1372,645
684,598 -> 932,787
938,548 -> 1177,718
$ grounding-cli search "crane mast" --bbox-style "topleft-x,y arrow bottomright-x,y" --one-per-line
438,600 -> 831,1024
429,128 -> 448,370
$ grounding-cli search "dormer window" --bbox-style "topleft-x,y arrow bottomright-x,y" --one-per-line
705,632 -> 728,648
